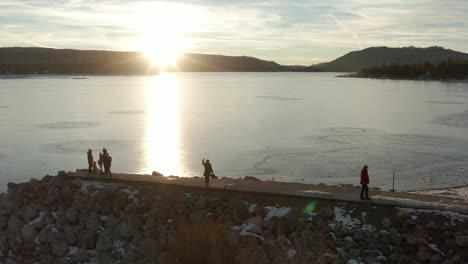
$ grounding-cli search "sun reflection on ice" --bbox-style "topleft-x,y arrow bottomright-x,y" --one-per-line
144,74 -> 182,176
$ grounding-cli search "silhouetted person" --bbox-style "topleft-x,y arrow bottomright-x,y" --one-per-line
202,159 -> 214,188
103,151 -> 112,178
360,165 -> 370,200
98,152 -> 104,174
87,149 -> 93,174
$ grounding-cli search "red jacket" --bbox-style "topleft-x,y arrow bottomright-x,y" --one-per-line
360,168 -> 369,185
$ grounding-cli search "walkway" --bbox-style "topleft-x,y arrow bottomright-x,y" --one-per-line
66,171 -> 468,214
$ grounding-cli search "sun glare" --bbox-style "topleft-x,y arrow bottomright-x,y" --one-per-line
134,4 -> 198,68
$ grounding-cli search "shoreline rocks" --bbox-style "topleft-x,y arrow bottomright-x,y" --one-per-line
0,175 -> 467,263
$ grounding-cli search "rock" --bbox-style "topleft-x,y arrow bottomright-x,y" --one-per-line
361,250 -> 381,263
347,260 -> 359,264
76,229 -> 97,250
189,210 -> 206,224
97,250 -> 113,264
58,171 -> 66,176
233,207 -> 250,225
417,246 -> 431,262
318,207 -> 335,220
21,226 -> 38,244
152,171 -> 164,177
44,212 -> 56,225
6,195 -> 24,211
426,221 -> 439,229
118,215 -> 143,239
243,176 -> 261,181
318,253 -> 338,264
65,208 -> 78,223
8,238 -> 22,253
96,231 -> 113,251
244,216 -> 263,235
430,254 -> 443,264
63,225 -> 77,245
85,215 -> 100,232
122,249 -> 138,264
353,230 -> 365,241
455,235 -> 468,247
336,247 -> 347,259
348,248 -> 361,259
0,215 -> 9,229
51,239 -> 69,257
0,236 -> 9,255
22,206 -> 39,222
6,215 -> 25,239
71,248 -> 89,263
381,218 -> 392,228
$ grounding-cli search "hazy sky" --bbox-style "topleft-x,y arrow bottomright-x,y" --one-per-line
1,0 -> 468,65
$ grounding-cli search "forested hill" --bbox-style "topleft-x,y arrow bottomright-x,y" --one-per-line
316,46 -> 468,72
0,47 -> 317,74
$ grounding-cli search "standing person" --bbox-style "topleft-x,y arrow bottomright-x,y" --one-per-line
98,152 -> 104,174
87,149 -> 93,174
202,159 -> 214,189
360,165 -> 370,200
103,151 -> 112,179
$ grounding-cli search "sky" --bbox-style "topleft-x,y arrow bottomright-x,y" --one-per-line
1,0 -> 468,65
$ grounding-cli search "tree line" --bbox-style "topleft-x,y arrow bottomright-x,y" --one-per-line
355,60 -> 468,79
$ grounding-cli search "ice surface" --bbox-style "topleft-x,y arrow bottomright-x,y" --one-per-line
109,110 -> 145,115
36,121 -> 100,129
436,110 -> 468,128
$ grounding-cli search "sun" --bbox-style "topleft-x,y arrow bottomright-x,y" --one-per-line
134,5 -> 197,68
141,33 -> 186,68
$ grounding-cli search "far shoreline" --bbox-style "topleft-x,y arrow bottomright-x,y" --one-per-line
338,73 -> 468,83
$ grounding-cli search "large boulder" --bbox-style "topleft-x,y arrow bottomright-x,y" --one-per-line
117,215 -> 143,239
96,231 -> 113,251
417,246 -> 431,262
22,206 -> 38,222
65,208 -> 78,223
21,225 -> 38,244
0,215 -> 8,229
64,225 -> 77,245
51,239 -> 69,257
71,248 -> 90,263
6,215 -> 25,239
455,235 -> 468,247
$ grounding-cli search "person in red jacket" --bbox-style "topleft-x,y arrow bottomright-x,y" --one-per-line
360,165 -> 370,200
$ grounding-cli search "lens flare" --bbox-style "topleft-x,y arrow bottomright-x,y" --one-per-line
303,200 -> 319,214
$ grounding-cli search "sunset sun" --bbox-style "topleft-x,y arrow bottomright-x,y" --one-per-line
141,33 -> 186,67
135,5 -> 197,68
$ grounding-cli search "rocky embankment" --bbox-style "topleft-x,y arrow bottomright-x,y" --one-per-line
1,175 -> 468,264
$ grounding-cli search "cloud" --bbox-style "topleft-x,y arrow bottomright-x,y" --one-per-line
1,0 -> 468,65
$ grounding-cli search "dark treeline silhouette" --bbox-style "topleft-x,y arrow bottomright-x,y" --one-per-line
351,60 -> 468,80
315,46 -> 468,72
0,48 -> 156,75
0,47 -> 322,74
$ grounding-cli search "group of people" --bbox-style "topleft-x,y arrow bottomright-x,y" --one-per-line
86,148 -> 112,178
84,151 -> 372,199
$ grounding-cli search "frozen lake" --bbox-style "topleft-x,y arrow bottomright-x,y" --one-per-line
1,72 -> 468,191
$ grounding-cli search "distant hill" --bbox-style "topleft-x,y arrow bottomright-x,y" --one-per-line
0,47 -> 315,74
316,46 -> 468,72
